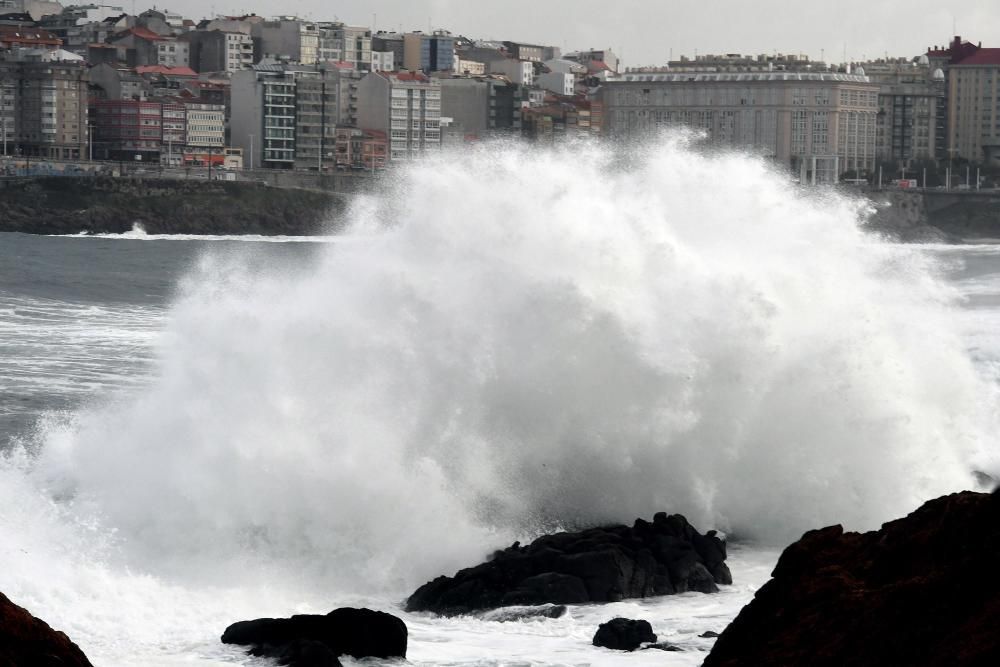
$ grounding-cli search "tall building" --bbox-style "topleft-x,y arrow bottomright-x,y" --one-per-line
0,56 -> 88,159
317,22 -> 371,71
402,31 -> 454,73
186,29 -> 253,73
372,32 -> 403,69
230,62 -> 348,170
356,71 -> 441,161
252,18 -> 318,65
862,57 -> 946,166
602,71 -> 880,181
927,36 -> 1000,164
438,76 -> 523,139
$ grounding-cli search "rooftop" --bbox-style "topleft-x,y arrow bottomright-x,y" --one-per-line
608,71 -> 872,84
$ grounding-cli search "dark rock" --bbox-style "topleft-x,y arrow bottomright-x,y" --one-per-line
704,491 -> 1000,667
478,604 -> 568,622
222,607 -> 406,666
592,617 -> 656,651
0,591 -> 93,667
0,177 -> 347,236
699,630 -> 720,638
645,642 -> 684,651
406,512 -> 729,615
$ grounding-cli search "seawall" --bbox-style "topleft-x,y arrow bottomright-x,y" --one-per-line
0,177 -> 349,236
865,189 -> 1000,243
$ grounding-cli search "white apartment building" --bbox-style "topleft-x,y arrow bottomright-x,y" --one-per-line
252,18 -> 319,65
603,71 -> 880,181
356,71 -> 441,161
538,71 -> 574,96
490,58 -> 534,86
371,50 -> 394,72
185,102 -> 225,149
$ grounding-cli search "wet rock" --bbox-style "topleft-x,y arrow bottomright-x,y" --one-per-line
699,630 -> 721,638
221,607 -> 406,666
645,642 -> 684,651
704,491 -> 1000,667
0,591 -> 93,667
592,618 -> 657,651
406,512 -> 729,615
478,604 -> 568,622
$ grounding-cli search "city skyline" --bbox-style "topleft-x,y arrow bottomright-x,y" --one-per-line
142,0 -> 994,67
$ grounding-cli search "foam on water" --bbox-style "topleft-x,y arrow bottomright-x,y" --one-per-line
63,223 -> 342,242
3,137 -> 999,664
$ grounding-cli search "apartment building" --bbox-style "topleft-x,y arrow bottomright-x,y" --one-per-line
317,22 -> 371,70
356,71 -> 441,161
402,31 -> 454,73
155,38 -> 189,68
91,98 -> 162,161
602,70 -> 880,181
438,76 -> 523,139
182,101 -> 225,166
252,18 -> 318,65
0,58 -> 89,159
946,48 -> 1000,163
863,57 -> 946,166
230,63 -> 351,170
186,29 -> 254,73
333,126 -> 387,169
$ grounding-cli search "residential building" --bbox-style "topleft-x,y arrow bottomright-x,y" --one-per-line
252,18 -> 318,65
333,126 -> 387,169
186,29 -> 253,73
438,75 -> 523,139
927,36 -> 1000,164
522,98 -> 596,142
230,62 -> 349,170
402,30 -> 454,73
565,48 -> 619,73
489,57 -> 534,86
0,24 -> 60,49
110,26 -> 166,67
182,100 -> 224,165
155,38 -> 188,68
317,22 -> 370,70
0,56 -> 88,158
453,56 -> 484,76
159,99 -> 184,165
356,70 -> 441,161
371,49 -> 394,72
502,41 -> 543,62
372,32 -> 403,69
538,71 -> 574,96
602,70 -> 880,181
665,52 -> 820,73
88,62 -> 149,100
91,98 -> 162,161
862,57 -> 946,166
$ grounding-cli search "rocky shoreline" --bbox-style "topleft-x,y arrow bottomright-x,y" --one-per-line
0,176 -> 347,236
6,492 -> 1000,666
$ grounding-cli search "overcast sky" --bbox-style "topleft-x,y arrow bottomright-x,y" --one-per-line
146,0 -> 996,67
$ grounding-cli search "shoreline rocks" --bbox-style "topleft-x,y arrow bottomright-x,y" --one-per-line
0,591 -> 93,667
703,490 -> 1000,667
592,617 -> 656,651
406,512 -> 731,616
221,607 -> 406,667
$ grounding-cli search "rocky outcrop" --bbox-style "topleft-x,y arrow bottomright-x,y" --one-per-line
592,617 -> 656,651
406,512 -> 731,616
703,490 -> 1000,667
0,177 -> 346,235
0,591 -> 93,667
221,607 -> 406,667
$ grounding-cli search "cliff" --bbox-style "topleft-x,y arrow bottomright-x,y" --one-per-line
0,177 -> 347,236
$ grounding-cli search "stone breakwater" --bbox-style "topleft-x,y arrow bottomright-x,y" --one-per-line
0,176 -> 347,236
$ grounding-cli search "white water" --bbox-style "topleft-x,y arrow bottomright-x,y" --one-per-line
3,138 -> 999,665
64,223 -> 342,242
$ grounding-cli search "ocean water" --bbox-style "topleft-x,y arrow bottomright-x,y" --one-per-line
1,140 -> 999,666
